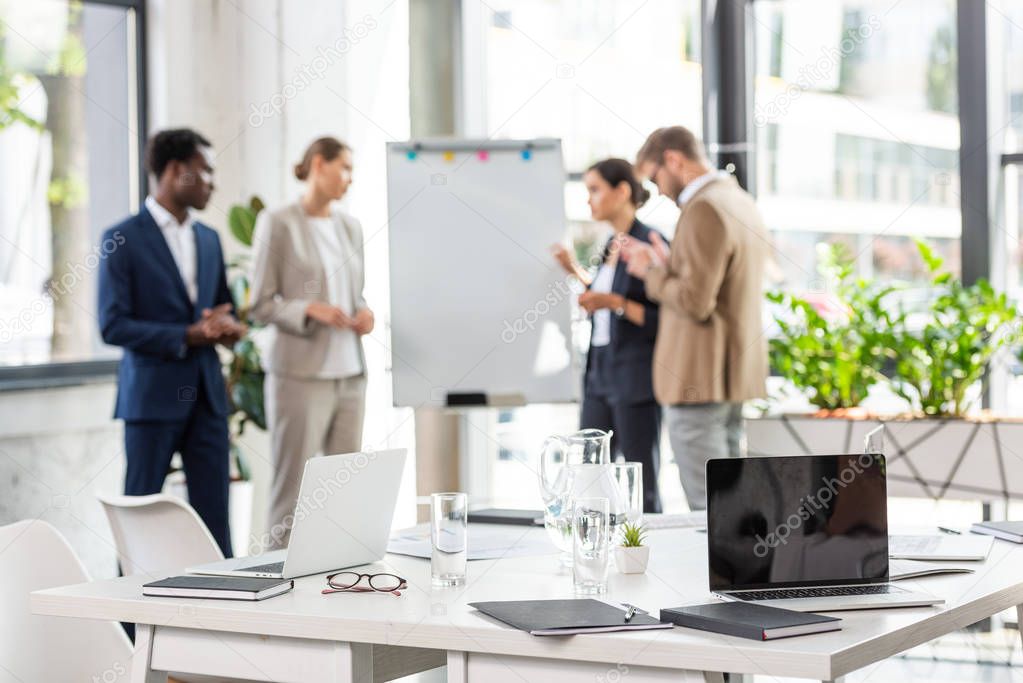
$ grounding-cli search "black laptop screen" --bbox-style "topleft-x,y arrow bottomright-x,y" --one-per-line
707,454 -> 889,591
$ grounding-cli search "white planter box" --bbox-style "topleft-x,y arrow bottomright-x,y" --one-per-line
613,545 -> 650,574
746,414 -> 1023,503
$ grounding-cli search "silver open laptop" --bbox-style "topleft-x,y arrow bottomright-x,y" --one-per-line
189,449 -> 406,579
706,452 -> 943,612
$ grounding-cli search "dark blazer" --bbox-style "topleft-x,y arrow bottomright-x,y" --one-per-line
98,207 -> 233,422
584,219 -> 667,404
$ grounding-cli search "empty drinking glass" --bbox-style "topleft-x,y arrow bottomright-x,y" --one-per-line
431,492 -> 468,587
612,461 -> 643,526
572,497 -> 610,594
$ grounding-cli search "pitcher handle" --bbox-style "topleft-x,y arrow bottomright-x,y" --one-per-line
539,435 -> 568,503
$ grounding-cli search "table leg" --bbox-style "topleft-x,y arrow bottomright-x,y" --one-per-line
130,624 -> 168,683
1017,604 -> 1023,652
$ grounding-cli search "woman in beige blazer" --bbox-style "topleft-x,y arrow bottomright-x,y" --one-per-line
249,136 -> 374,549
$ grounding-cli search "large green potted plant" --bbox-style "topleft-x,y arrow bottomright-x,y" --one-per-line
766,242 -> 901,412
751,240 -> 1022,504
890,240 -> 1017,418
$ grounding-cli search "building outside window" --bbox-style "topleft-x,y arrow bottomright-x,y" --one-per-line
0,0 -> 142,369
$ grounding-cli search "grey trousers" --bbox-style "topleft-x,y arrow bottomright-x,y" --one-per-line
665,402 -> 744,511
265,372 -> 367,550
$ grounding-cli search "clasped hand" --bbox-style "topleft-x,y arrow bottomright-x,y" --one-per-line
306,301 -> 374,335
186,303 -> 248,347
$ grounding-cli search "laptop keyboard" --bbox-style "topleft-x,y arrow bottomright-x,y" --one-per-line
889,535 -> 941,554
239,560 -> 285,573
734,584 -> 906,601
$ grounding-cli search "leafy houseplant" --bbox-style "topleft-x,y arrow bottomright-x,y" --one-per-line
222,196 -> 268,480
890,241 -> 1017,417
613,522 -> 649,574
767,243 -> 901,411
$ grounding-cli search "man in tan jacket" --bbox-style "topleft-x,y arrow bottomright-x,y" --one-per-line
622,126 -> 768,510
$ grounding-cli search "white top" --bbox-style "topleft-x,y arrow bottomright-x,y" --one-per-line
677,170 -> 730,206
306,216 -> 363,379
30,524 -> 1023,681
589,262 -> 615,347
145,195 -> 197,303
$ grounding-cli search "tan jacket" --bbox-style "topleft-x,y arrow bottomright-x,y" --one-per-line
249,202 -> 367,378
644,176 -> 768,405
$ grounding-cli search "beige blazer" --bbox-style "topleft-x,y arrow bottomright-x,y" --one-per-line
644,176 -> 768,405
249,201 -> 367,378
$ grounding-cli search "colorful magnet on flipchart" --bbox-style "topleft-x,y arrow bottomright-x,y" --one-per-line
521,149 -> 532,160
406,149 -> 417,160
443,151 -> 455,162
477,150 -> 489,161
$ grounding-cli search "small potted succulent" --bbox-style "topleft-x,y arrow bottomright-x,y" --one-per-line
613,522 -> 649,574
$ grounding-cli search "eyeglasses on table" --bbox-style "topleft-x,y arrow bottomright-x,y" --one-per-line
322,571 -> 408,596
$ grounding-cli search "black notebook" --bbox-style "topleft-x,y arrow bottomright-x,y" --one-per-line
470,599 -> 673,636
661,602 -> 841,641
143,575 -> 294,601
971,520 -> 1023,543
467,508 -> 543,526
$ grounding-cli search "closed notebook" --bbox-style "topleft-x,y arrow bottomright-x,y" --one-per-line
142,575 -> 293,601
660,602 -> 841,641
970,521 -> 1023,543
470,599 -> 672,636
467,508 -> 543,526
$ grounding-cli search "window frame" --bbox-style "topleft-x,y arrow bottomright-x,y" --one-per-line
0,0 -> 148,391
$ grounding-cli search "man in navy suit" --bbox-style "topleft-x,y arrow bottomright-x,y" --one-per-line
98,129 -> 246,556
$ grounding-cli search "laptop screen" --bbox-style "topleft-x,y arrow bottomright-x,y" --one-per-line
707,454 -> 889,591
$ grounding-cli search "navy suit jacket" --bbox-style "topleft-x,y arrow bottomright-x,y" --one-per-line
584,219 -> 668,405
98,208 -> 232,422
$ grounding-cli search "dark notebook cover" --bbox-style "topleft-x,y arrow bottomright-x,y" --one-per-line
470,599 -> 671,635
467,508 -> 543,526
143,575 -> 293,597
661,602 -> 841,641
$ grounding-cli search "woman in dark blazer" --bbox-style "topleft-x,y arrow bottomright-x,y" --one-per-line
552,158 -> 667,513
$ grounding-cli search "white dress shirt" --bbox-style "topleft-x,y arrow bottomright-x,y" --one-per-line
306,215 -> 364,379
145,195 -> 198,303
677,170 -> 730,207
589,262 -> 615,347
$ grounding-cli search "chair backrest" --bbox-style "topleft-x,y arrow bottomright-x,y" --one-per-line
0,519 -> 132,682
98,493 -> 224,576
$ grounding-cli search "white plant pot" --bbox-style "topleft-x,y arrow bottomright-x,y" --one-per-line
614,545 -> 650,574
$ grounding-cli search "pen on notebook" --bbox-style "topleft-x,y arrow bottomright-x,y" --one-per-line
938,526 -> 961,535
624,605 -> 636,622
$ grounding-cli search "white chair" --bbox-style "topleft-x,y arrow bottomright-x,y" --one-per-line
1,519 -> 246,683
98,493 -> 224,576
0,519 -> 133,682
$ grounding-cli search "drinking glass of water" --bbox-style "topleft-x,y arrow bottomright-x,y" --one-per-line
431,492 -> 468,587
612,462 -> 643,525
572,497 -> 610,594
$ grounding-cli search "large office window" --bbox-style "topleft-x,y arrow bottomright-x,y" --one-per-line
0,1 -> 142,370
752,0 -> 960,292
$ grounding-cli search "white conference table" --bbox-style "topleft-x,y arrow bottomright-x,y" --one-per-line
31,524 -> 1023,683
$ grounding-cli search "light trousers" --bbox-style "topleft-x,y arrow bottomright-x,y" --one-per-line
665,402 -> 744,511
265,372 -> 366,550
